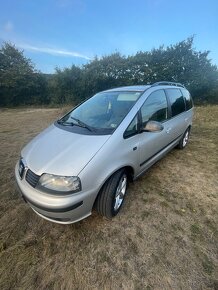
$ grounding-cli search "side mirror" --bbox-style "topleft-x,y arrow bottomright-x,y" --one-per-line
142,121 -> 164,132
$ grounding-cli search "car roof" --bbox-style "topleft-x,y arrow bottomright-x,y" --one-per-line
102,83 -> 187,94
103,85 -> 151,93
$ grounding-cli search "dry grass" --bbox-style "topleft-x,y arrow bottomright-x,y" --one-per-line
0,106 -> 217,290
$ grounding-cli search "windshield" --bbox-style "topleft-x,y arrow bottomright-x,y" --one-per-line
59,91 -> 142,133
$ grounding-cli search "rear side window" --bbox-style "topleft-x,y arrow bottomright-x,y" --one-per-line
140,90 -> 168,125
181,89 -> 193,110
166,89 -> 185,117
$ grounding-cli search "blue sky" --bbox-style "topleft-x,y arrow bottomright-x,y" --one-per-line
0,0 -> 218,73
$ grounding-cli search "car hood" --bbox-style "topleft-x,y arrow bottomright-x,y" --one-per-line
21,124 -> 111,176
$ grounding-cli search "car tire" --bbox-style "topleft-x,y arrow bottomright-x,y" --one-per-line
95,169 -> 128,219
177,128 -> 190,149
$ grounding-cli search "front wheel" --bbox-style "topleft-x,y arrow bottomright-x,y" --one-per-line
177,128 -> 190,149
95,169 -> 128,219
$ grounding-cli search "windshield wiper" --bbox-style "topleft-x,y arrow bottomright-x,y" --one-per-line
57,120 -> 77,126
70,117 -> 94,132
57,120 -> 73,126
57,118 -> 95,132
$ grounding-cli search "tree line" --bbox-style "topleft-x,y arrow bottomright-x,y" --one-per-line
0,37 -> 217,107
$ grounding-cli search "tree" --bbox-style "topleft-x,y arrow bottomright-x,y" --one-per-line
0,38 -> 217,106
126,37 -> 218,102
0,42 -> 46,106
57,37 -> 217,104
48,65 -> 83,105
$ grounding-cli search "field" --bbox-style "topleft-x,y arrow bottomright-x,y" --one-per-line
0,106 -> 217,290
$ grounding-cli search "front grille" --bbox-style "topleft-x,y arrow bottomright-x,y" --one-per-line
25,169 -> 40,188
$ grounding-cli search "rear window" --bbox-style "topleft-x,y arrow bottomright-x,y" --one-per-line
181,89 -> 193,110
166,89 -> 186,117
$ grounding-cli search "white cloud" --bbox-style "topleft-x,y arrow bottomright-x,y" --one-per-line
17,43 -> 91,60
4,21 -> 14,33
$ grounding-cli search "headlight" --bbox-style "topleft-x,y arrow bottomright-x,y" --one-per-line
38,174 -> 81,193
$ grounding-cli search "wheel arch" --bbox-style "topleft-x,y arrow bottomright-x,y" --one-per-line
187,124 -> 192,131
92,165 -> 134,210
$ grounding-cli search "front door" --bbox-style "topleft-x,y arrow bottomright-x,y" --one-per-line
138,89 -> 173,171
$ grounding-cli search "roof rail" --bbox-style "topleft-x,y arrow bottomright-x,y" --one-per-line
151,81 -> 185,88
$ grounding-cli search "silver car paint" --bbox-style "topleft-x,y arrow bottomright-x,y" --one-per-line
21,124 -> 111,176
15,85 -> 193,224
78,86 -> 193,188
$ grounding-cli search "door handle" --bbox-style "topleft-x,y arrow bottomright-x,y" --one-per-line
185,117 -> 188,122
133,146 -> 137,151
166,128 -> 172,134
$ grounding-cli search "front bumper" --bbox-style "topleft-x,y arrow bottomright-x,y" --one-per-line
15,162 -> 96,224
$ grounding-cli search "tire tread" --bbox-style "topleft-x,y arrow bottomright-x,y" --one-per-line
95,169 -> 125,218
177,127 -> 190,150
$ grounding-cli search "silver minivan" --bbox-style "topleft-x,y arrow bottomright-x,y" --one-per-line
15,81 -> 194,224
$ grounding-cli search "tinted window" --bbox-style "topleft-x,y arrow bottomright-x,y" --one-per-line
141,90 -> 168,125
124,115 -> 138,138
166,89 -> 186,117
181,89 -> 193,110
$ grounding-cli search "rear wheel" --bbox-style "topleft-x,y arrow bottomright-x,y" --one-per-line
177,128 -> 190,149
95,169 -> 128,219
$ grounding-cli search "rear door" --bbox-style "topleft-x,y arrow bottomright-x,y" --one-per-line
164,88 -> 187,140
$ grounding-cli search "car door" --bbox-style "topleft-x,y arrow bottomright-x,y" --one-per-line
164,88 -> 188,140
138,89 -> 173,172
